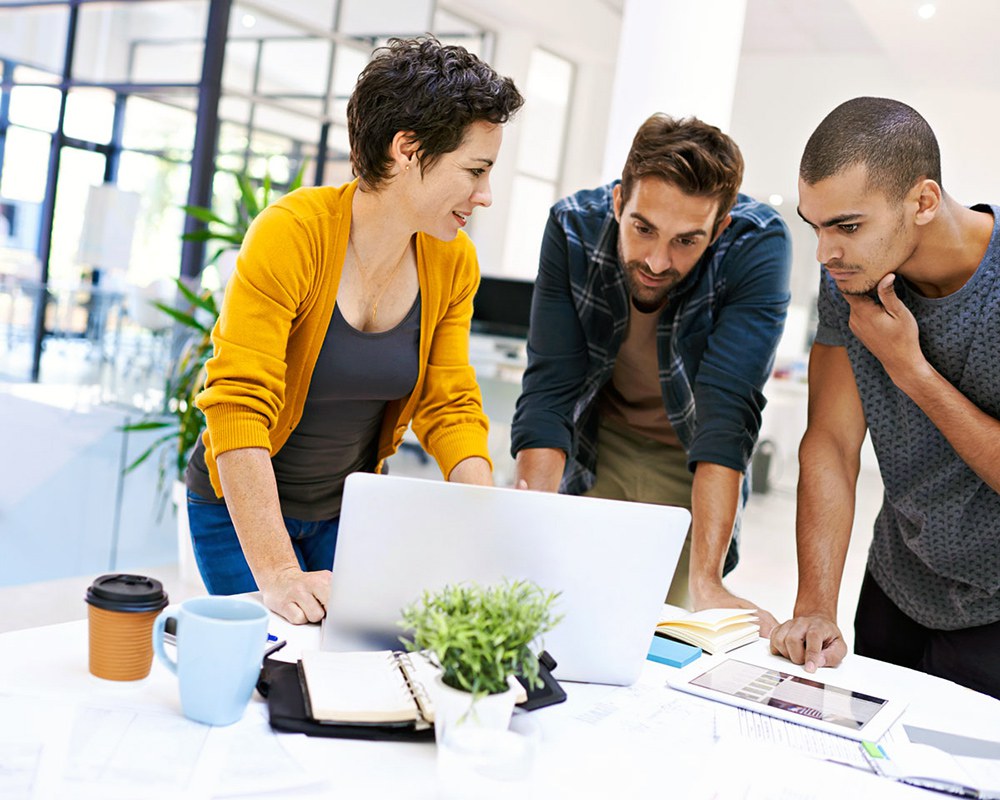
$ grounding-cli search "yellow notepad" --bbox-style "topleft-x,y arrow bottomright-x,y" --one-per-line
655,604 -> 760,655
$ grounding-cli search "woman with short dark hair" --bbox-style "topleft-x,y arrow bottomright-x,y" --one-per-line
184,37 -> 523,624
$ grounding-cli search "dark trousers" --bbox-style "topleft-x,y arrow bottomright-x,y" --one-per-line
854,570 -> 1000,700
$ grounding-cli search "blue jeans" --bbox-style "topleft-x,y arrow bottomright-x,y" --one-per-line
186,489 -> 339,595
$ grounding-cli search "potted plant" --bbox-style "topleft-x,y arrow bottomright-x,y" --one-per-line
398,579 -> 561,738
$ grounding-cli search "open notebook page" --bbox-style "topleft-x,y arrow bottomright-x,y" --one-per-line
300,650 -> 419,724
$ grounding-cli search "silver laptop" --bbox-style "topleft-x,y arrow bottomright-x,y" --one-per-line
320,472 -> 690,686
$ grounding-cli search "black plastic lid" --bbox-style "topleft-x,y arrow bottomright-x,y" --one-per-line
85,574 -> 169,613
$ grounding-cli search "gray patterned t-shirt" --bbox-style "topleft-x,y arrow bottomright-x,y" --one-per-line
814,204 -> 1000,630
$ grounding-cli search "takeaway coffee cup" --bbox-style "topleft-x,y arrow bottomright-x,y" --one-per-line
153,596 -> 269,726
85,574 -> 169,681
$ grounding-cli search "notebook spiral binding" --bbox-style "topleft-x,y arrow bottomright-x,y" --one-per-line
386,651 -> 411,696
397,652 -> 434,729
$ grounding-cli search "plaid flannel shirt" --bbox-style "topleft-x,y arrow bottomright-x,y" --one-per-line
511,183 -> 791,567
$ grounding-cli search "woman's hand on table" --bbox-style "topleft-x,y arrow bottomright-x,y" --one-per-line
259,566 -> 331,625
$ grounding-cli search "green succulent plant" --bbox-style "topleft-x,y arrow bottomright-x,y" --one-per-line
399,579 -> 562,700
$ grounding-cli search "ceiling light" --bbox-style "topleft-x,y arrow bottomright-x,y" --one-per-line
917,3 -> 936,19
241,13 -> 257,28
768,194 -> 784,207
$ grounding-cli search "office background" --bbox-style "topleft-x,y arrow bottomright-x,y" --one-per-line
0,0 -> 994,637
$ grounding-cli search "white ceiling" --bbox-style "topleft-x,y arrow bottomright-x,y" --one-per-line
743,0 -> 1000,90
733,0 -> 1000,200
742,0 -> 882,54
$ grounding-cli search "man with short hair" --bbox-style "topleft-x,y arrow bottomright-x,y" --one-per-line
511,114 -> 791,627
771,97 -> 1000,699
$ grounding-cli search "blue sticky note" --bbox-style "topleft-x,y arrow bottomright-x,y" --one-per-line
647,635 -> 701,668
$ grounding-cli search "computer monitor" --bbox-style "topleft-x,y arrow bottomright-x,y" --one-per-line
471,275 -> 534,339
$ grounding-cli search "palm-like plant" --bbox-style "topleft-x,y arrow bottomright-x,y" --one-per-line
181,168 -> 304,267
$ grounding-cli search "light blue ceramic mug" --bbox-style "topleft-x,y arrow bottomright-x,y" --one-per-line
153,596 -> 269,726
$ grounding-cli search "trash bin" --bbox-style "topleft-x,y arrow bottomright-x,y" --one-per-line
751,439 -> 776,494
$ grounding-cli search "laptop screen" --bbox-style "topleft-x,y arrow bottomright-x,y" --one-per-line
321,473 -> 690,686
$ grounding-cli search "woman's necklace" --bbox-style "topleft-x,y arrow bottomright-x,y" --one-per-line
348,233 -> 409,328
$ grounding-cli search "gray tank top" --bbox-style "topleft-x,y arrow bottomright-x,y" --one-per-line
186,294 -> 421,520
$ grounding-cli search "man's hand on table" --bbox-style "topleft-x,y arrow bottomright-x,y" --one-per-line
769,614 -> 848,672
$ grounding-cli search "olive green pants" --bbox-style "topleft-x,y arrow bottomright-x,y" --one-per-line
584,417 -> 693,609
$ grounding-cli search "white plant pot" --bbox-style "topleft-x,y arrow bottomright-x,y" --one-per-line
432,677 -> 537,798
431,675 -> 517,745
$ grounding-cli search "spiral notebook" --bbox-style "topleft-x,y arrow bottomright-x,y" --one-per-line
299,650 -> 438,728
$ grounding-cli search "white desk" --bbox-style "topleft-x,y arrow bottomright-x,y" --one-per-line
2,612 -> 998,799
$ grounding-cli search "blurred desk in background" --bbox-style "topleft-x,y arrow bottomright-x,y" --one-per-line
0,274 -> 125,367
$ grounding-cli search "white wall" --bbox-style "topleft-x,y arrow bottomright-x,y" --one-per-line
601,0 -> 747,182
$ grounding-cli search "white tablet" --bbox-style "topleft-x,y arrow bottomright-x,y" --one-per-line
669,659 -> 906,741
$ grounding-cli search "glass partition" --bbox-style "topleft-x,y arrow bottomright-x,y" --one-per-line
117,150 -> 190,286
0,5 -> 69,76
0,126 -> 50,206
339,0 -> 433,36
234,0 -> 338,32
0,0 -> 502,385
10,66 -> 63,142
515,49 -> 573,182
73,0 -> 209,84
502,48 -> 574,278
64,87 -> 117,145
49,148 -> 108,285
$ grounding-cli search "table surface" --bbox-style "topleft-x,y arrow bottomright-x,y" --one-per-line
2,606 -> 998,800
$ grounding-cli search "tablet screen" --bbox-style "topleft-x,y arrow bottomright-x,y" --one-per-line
689,659 -> 888,732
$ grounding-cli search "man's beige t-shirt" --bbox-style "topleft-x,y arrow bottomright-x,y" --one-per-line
598,304 -> 681,447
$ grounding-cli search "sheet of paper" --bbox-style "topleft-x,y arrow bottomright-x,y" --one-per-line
709,740 -> 927,800
572,677 -> 899,773
954,755 -> 1000,796
57,703 -> 221,800
214,707 -> 328,797
0,694 -> 322,800
718,707 -> 871,769
0,740 -> 42,800
0,694 -> 74,800
904,725 -> 1000,760
573,679 -> 723,745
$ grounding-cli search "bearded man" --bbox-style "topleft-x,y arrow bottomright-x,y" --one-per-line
511,113 -> 791,625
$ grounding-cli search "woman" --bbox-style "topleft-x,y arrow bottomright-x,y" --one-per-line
184,37 -> 524,624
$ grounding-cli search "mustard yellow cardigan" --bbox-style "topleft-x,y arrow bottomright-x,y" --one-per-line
195,180 -> 491,497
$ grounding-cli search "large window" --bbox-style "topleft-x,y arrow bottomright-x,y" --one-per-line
73,0 -> 209,84
502,48 -> 574,278
0,0 -> 494,384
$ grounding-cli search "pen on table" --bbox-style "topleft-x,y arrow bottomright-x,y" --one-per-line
163,627 -> 286,657
265,634 -> 287,658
